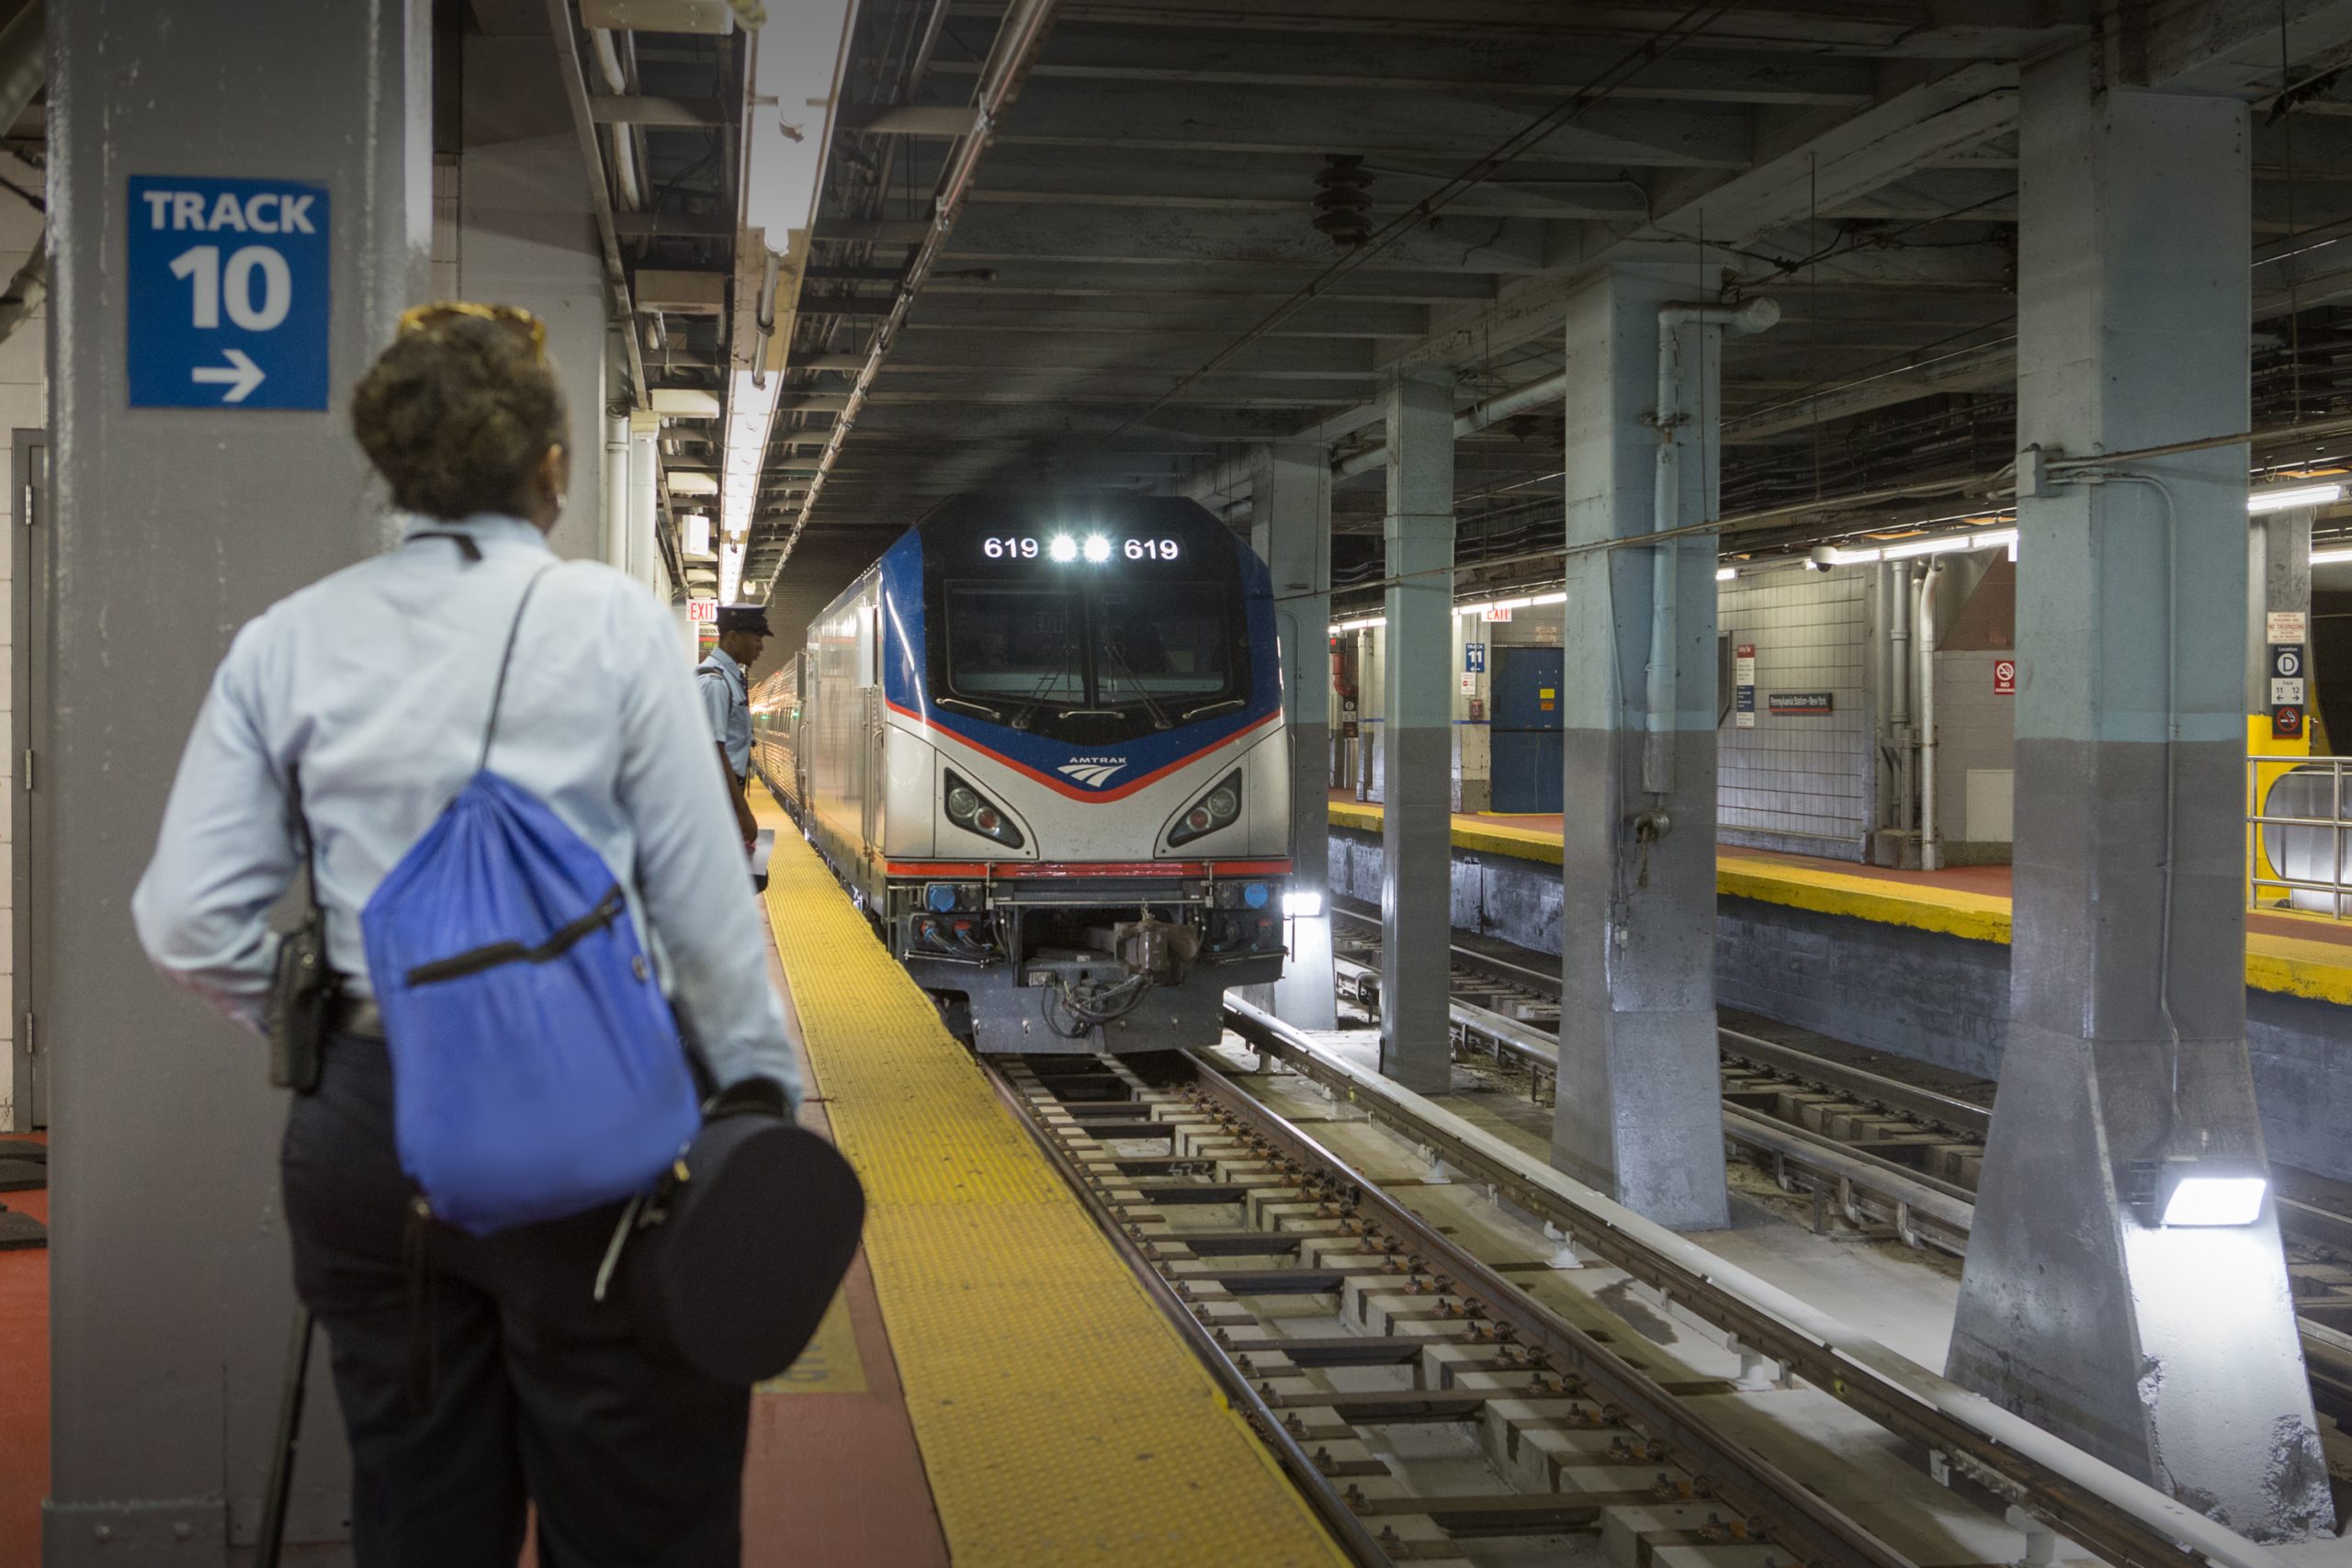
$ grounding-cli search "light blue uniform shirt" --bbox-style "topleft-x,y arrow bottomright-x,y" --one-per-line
698,646 -> 751,780
131,513 -> 797,1101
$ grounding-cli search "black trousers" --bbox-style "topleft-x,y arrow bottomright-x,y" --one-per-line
282,1035 -> 749,1566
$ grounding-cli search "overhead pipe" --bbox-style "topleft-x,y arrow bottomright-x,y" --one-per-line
783,0 -> 1058,567
1644,298 -> 1779,795
589,28 -> 643,210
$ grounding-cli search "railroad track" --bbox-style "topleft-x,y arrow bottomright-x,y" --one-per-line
1325,904 -> 2352,1436
982,1022 -> 2300,1568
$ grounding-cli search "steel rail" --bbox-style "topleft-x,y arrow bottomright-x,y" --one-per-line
976,1056 -> 1398,1568
1221,997 -> 2300,1568
1178,1050 -> 1922,1568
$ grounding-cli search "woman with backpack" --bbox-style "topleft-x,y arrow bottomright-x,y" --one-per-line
131,304 -> 798,1564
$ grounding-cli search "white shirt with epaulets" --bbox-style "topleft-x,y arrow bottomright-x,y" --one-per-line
130,513 -> 797,1100
698,645 -> 752,781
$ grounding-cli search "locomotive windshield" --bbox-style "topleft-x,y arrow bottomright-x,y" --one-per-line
941,579 -> 1242,742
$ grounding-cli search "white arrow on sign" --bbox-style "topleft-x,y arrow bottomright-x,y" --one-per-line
191,348 -> 266,404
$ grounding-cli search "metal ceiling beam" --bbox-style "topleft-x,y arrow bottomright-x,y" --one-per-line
925,20 -> 1879,104
2138,0 -> 2352,96
836,102 -> 984,136
1390,64 -> 2023,375
932,203 -> 1558,272
956,1 -> 2079,61
968,78 -> 1754,166
588,94 -> 730,126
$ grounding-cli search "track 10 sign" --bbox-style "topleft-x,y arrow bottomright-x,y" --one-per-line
128,175 -> 332,411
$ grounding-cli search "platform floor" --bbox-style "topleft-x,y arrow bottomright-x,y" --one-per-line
754,793 -> 1347,1566
1329,793 -> 2352,1002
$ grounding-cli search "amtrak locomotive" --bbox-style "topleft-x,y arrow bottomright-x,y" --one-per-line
751,494 -> 1291,1053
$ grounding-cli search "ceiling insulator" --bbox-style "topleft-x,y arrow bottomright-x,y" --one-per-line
1312,154 -> 1373,249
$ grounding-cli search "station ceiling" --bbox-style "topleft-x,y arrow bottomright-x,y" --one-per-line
555,0 -> 2352,605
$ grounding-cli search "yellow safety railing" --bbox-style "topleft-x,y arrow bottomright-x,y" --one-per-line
2247,751 -> 2352,919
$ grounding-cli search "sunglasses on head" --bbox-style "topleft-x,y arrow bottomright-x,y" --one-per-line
396,300 -> 548,355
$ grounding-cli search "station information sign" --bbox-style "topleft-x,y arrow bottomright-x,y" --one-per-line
128,175 -> 332,410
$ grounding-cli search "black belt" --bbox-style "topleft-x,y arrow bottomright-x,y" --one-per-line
331,994 -> 387,1042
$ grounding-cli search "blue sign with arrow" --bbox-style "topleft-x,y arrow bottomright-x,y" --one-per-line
127,175 -> 331,411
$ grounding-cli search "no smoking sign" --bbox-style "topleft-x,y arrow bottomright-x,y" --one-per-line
1994,659 -> 2016,695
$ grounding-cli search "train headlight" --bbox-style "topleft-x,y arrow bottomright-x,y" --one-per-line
943,770 -> 1026,849
1165,769 -> 1243,848
1048,535 -> 1078,563
1083,534 -> 1112,563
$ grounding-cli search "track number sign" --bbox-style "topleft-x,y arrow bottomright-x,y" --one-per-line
128,175 -> 331,410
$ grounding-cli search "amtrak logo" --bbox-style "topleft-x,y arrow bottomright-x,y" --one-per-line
1057,757 -> 1127,787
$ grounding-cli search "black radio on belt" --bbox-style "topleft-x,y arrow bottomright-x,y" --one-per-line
267,768 -> 341,1094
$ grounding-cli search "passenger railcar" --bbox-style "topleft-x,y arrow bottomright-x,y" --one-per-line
749,654 -> 802,818
789,494 -> 1291,1053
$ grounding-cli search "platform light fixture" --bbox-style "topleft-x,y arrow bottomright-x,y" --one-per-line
1716,567 -> 1737,581
1530,591 -> 1566,605
1282,890 -> 1323,919
2248,482 -> 2344,515
717,367 -> 780,605
1330,615 -> 1385,634
682,513 -> 714,558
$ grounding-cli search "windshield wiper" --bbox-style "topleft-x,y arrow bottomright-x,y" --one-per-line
1180,696 -> 1244,722
1094,636 -> 1172,730
939,695 -> 1002,721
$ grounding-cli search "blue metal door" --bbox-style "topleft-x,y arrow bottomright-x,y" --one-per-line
1489,645 -> 1565,814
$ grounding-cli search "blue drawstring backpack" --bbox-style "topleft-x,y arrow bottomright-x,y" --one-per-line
360,564 -> 702,1235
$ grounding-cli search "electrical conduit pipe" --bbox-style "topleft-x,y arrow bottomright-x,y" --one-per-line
1646,298 -> 1779,795
1918,558 -> 1945,870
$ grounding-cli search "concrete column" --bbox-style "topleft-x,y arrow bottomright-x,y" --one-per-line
47,0 -> 430,1558
1551,270 -> 1729,1230
1378,369 -> 1455,1092
1946,51 -> 2333,1537
1248,442 -> 1338,1030
2246,508 -> 2312,718
458,27 -> 607,562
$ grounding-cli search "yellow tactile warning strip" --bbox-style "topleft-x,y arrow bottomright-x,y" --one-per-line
1329,800 -> 2352,1005
756,799 -> 1348,1566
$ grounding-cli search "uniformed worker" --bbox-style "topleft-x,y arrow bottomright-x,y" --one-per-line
699,604 -> 768,849
131,303 -> 796,1565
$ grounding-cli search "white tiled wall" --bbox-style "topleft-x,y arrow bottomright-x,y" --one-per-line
1715,567 -> 1873,854
1933,649 -> 2018,847
0,153 -> 42,1127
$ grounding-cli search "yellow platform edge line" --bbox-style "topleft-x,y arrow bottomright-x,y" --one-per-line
754,800 -> 1350,1568
1329,801 -> 2352,1003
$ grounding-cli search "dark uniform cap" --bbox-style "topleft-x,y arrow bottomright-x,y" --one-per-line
717,605 -> 772,637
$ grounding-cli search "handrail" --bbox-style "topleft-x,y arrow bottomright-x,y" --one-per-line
2247,754 -> 2350,919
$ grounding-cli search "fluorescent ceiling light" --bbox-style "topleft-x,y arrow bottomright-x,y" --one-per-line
2312,547 -> 2352,566
1716,567 -> 1736,581
1883,526 -> 2018,561
1487,596 -> 1532,613
1329,616 -> 1385,634
667,471 -> 719,496
2249,482 -> 2344,515
1530,592 -> 1566,605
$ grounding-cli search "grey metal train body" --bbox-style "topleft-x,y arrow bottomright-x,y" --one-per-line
766,494 -> 1294,1054
749,653 -> 802,818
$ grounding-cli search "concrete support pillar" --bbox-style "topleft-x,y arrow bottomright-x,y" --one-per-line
1378,369 -> 1455,1092
2246,507 -> 2313,722
1947,51 -> 2333,1537
458,24 -> 607,562
1552,270 -> 1729,1230
1249,443 -> 1338,1031
47,0 -> 431,1557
